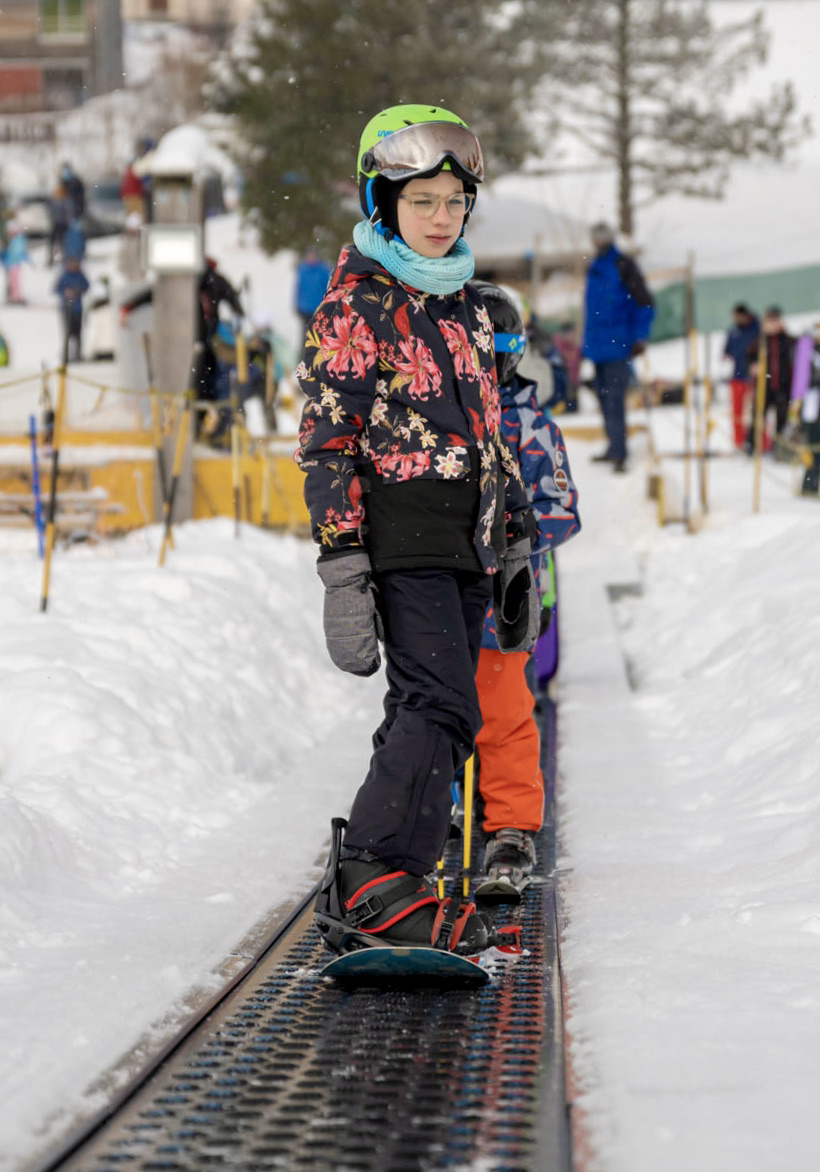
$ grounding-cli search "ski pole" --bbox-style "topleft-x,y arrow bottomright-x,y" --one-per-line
29,413 -> 45,558
462,753 -> 475,900
158,392 -> 192,567
40,365 -> 66,612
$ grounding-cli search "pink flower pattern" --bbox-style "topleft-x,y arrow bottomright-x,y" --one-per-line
296,246 -> 526,566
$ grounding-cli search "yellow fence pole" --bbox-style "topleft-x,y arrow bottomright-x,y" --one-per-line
230,381 -> 242,537
40,365 -> 67,612
261,450 -> 272,528
158,394 -> 192,567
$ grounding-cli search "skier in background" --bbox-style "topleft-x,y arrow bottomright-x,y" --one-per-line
55,256 -> 90,364
746,305 -> 794,452
583,221 -> 655,472
470,281 -> 580,892
192,257 -> 244,430
293,248 -> 331,338
298,104 -> 539,957
3,220 -> 29,305
723,303 -> 760,449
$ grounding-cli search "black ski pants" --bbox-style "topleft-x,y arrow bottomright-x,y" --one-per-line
344,567 -> 493,876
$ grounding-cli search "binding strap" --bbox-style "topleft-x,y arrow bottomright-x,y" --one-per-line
344,870 -> 438,933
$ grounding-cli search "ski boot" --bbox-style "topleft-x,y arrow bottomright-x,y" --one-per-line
481,828 -> 537,896
314,818 -> 491,957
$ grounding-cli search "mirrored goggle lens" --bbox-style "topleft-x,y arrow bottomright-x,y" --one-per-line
494,332 -> 527,353
366,122 -> 484,182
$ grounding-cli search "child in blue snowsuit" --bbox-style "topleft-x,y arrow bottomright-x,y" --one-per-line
470,281 -> 581,886
55,258 -> 90,364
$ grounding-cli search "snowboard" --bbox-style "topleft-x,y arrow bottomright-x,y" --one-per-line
475,874 -> 531,904
322,945 -> 489,987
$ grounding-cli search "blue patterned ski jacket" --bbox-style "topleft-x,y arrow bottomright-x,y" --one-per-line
481,375 -> 580,649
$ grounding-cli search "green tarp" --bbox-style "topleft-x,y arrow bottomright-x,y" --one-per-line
651,263 -> 820,341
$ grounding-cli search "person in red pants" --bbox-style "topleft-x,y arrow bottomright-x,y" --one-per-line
723,303 -> 760,448
470,282 -> 581,886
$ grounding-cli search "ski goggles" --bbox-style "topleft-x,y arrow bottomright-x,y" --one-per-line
494,332 -> 527,353
361,122 -> 484,183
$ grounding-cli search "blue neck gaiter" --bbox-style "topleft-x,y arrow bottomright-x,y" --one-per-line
353,219 -> 475,296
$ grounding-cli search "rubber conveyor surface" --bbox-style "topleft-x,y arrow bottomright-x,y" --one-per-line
49,700 -> 571,1172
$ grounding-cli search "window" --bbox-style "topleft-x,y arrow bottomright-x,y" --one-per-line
40,0 -> 85,35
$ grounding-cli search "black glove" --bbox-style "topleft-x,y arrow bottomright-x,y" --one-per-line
316,551 -> 382,677
493,537 -> 539,653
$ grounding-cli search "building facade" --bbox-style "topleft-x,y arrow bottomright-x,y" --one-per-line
0,0 -> 123,114
121,0 -> 255,35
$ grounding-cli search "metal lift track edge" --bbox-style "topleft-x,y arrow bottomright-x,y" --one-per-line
27,884 -> 322,1172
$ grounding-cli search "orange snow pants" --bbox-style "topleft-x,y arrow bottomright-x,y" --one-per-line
475,648 -> 544,834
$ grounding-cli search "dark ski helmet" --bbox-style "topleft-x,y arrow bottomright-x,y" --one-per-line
358,104 -> 483,240
470,280 -> 527,386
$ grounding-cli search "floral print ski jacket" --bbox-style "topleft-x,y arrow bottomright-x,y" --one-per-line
295,244 -> 528,574
481,374 -> 581,649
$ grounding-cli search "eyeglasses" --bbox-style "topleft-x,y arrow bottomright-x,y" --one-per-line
398,192 -> 476,219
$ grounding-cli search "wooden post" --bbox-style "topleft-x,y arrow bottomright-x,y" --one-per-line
261,451 -> 272,529
682,256 -> 695,529
158,394 -> 192,567
230,376 -> 242,536
700,331 -> 713,515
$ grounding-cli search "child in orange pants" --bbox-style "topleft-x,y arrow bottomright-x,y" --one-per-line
470,282 -> 581,885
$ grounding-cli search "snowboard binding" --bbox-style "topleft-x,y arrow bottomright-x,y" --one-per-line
314,818 -> 516,958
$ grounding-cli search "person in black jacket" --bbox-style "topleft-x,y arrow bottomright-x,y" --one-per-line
746,306 -> 794,451
192,258 -> 244,423
298,104 -> 539,959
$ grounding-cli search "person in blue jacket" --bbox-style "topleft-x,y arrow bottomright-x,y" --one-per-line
470,281 -> 580,887
54,257 -> 90,364
582,222 -> 654,471
293,248 -> 332,337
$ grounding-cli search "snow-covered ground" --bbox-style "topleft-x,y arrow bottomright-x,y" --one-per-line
2,2 -> 820,1163
558,393 -> 820,1172
3,366 -> 820,1172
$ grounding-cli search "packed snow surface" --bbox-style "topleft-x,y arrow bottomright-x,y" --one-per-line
2,0 -> 820,1159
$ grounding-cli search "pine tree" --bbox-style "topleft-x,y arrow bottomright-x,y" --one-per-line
543,0 -> 810,236
209,0 -> 555,255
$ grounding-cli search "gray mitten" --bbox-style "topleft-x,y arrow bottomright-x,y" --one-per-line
316,551 -> 382,677
493,537 -> 539,653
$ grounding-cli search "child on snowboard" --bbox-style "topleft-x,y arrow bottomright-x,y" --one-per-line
296,105 -> 539,957
469,281 -> 580,892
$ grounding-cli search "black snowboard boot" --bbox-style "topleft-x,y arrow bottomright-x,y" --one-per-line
483,828 -> 537,889
314,818 -> 490,956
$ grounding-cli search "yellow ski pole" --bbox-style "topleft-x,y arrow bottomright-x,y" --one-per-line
463,753 -> 475,900
40,364 -> 67,613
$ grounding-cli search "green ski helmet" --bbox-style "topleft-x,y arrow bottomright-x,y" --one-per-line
357,104 -> 484,239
